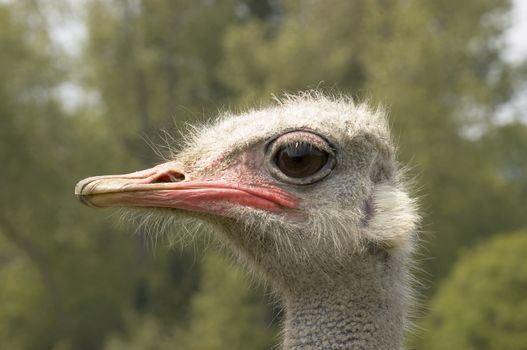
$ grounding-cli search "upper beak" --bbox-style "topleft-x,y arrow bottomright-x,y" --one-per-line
75,162 -> 299,214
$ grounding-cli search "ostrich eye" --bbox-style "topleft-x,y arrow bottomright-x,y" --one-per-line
275,143 -> 328,178
267,131 -> 336,185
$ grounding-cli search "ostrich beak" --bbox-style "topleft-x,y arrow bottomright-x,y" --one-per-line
75,162 -> 298,214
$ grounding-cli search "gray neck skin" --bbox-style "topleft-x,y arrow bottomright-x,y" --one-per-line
280,251 -> 408,350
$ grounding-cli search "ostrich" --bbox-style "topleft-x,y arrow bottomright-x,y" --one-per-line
75,93 -> 419,350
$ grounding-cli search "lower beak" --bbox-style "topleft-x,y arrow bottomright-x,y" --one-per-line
75,162 -> 298,214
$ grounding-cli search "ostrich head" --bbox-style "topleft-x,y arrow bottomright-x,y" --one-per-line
76,93 -> 418,297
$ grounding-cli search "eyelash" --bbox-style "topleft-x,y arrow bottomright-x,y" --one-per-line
281,141 -> 316,155
264,130 -> 337,165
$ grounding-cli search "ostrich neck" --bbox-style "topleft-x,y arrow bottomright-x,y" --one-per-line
281,252 -> 409,350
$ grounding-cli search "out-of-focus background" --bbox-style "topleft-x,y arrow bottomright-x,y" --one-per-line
1,0 -> 526,349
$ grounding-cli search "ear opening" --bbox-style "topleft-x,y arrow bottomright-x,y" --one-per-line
361,133 -> 395,183
371,155 -> 395,183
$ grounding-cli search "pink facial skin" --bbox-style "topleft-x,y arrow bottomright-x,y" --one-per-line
75,161 -> 299,216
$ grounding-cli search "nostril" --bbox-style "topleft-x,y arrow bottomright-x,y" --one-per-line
151,171 -> 186,183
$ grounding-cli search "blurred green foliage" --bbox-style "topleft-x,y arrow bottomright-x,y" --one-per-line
0,0 -> 526,349
180,252 -> 274,350
104,253 -> 273,350
416,231 -> 527,350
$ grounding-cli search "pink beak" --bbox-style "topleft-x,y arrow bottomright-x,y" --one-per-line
75,161 -> 299,215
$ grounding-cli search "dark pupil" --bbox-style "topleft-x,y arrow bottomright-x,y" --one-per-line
276,143 -> 328,178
